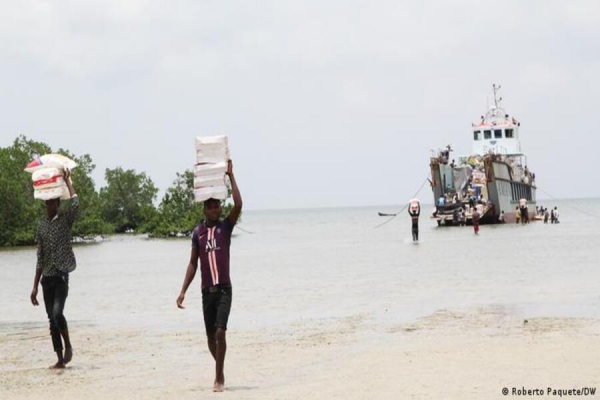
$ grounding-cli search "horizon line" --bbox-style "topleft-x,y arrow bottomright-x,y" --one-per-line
243,196 -> 600,212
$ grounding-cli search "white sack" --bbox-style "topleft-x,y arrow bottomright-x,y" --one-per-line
194,162 -> 227,177
194,174 -> 225,188
196,148 -> 230,164
195,135 -> 230,164
25,154 -> 77,173
195,135 -> 228,149
194,186 -> 228,202
519,198 -> 527,207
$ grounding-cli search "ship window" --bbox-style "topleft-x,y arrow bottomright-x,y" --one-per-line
484,130 -> 491,139
494,129 -> 502,138
505,129 -> 514,138
474,131 -> 480,140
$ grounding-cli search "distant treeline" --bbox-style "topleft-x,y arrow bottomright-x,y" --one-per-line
0,135 -> 232,246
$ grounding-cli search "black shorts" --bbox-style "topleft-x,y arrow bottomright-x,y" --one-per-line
202,285 -> 232,335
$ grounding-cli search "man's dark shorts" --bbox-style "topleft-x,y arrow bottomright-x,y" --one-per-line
202,284 -> 232,336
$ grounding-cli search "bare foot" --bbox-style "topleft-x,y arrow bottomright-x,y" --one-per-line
213,382 -> 224,392
49,361 -> 66,369
64,348 -> 73,364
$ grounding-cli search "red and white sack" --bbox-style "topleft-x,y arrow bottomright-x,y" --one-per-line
409,198 -> 420,213
25,155 -> 76,201
24,154 -> 77,173
34,186 -> 70,201
195,135 -> 230,164
193,186 -> 228,202
32,168 -> 64,190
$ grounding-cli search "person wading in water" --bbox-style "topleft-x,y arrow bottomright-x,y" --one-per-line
408,198 -> 421,242
472,207 -> 481,234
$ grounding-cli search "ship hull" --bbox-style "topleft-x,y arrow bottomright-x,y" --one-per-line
430,156 -> 537,226
486,159 -> 537,222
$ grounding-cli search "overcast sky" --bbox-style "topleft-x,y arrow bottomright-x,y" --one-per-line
1,0 -> 599,210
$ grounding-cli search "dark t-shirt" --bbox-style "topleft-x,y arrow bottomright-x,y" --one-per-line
36,196 -> 80,276
191,218 -> 234,289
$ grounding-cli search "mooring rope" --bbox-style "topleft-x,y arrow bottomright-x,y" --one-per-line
536,187 -> 600,219
374,175 -> 430,229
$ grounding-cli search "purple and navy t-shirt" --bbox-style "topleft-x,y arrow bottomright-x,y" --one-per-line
192,217 -> 234,289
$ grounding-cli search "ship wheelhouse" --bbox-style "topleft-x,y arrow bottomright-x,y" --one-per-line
472,110 -> 521,155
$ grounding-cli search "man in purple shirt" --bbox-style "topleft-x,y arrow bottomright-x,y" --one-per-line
177,160 -> 242,393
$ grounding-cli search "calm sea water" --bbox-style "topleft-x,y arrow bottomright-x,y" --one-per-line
2,198 -> 599,335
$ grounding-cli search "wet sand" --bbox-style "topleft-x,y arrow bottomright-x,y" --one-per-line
2,307 -> 599,399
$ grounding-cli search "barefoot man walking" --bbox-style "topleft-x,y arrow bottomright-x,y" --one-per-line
30,169 -> 79,369
177,160 -> 242,392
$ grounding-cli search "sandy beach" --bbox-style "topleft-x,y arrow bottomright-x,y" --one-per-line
2,307 -> 599,399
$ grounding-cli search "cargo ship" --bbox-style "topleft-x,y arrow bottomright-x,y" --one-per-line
429,85 -> 536,225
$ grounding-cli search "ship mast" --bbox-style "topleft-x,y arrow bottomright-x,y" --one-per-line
492,84 -> 502,109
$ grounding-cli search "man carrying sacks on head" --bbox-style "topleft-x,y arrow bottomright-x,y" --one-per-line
177,160 -> 242,393
30,169 -> 79,369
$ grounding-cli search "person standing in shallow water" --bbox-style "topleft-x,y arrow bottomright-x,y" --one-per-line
408,199 -> 420,242
498,211 -> 506,223
30,169 -> 79,369
177,160 -> 242,393
472,208 -> 481,234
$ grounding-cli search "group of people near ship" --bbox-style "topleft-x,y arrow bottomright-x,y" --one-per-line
535,206 -> 559,224
510,202 -> 560,224
431,185 -> 562,228
432,190 -> 490,223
